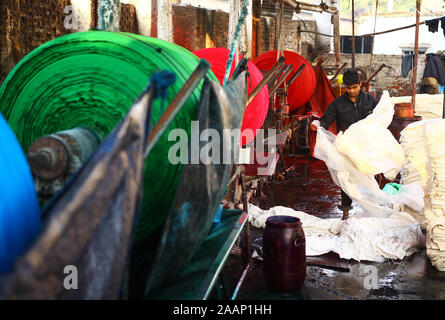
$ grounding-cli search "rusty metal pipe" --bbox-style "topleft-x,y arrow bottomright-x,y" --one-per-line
351,0 -> 356,69
281,0 -> 337,14
287,63 -> 306,87
246,56 -> 285,105
330,62 -> 348,84
145,59 -> 210,157
411,0 -> 421,113
267,63 -> 288,88
269,65 -> 293,97
362,63 -> 386,88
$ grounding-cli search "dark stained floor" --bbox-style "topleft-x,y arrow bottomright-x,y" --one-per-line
222,154 -> 445,300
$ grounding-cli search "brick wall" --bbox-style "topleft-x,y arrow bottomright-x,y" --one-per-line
171,5 -> 319,62
0,0 -> 72,86
317,53 -> 427,96
172,5 -> 229,52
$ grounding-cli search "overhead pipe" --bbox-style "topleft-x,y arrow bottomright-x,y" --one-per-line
281,0 -> 338,14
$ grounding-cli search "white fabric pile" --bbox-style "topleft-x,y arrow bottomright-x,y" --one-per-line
336,91 -> 405,180
391,94 -> 444,119
313,91 -> 423,219
248,204 -> 425,262
399,121 -> 431,228
400,119 -> 445,271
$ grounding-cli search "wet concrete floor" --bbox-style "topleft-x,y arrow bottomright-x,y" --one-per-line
222,154 -> 445,300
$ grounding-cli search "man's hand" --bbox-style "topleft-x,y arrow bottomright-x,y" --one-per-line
310,120 -> 320,131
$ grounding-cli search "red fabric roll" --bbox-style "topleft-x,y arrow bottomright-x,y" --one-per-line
193,48 -> 269,146
253,50 -> 316,113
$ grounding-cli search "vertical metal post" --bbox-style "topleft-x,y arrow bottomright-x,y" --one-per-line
368,0 -> 379,78
333,10 -> 341,68
442,91 -> 445,119
351,0 -> 356,69
411,0 -> 421,113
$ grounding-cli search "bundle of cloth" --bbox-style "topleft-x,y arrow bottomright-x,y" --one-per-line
391,94 -> 444,119
401,119 -> 445,270
314,91 -> 424,218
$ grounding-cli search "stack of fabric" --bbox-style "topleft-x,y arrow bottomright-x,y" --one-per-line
391,94 -> 444,119
400,119 -> 445,270
399,120 -> 431,227
424,120 -> 445,270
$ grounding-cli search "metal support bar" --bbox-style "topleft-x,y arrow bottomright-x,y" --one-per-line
442,91 -> 445,119
361,21 -> 426,37
281,0 -> 338,14
266,63 -> 288,88
144,60 -> 210,157
286,63 -> 306,87
246,56 -> 285,105
330,62 -> 348,84
230,57 -> 249,82
362,63 -> 386,88
368,0 -> 379,79
351,0 -> 356,69
269,65 -> 293,97
411,0 -> 421,112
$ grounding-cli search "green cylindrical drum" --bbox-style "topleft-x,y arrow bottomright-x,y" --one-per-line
0,31 -> 218,243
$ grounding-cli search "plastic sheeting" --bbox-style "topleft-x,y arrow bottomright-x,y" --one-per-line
313,91 -> 423,218
248,204 -> 425,263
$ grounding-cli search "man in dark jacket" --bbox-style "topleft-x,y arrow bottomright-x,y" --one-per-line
311,69 -> 378,219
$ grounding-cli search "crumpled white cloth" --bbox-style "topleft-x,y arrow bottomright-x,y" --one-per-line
313,90 -> 423,218
249,204 -> 426,262
335,91 -> 405,180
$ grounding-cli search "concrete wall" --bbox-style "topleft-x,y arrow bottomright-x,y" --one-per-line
317,53 -> 427,97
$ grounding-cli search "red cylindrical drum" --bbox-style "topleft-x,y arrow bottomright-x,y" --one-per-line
263,215 -> 306,292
